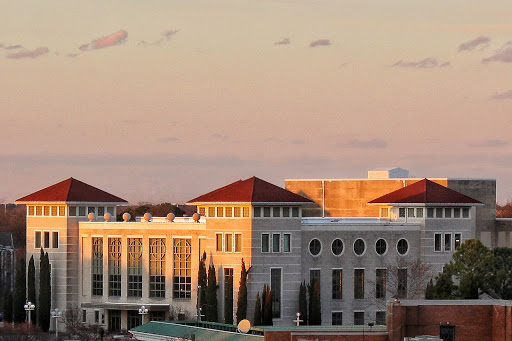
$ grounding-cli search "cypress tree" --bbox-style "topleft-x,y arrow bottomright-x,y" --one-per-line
224,274 -> 234,325
263,285 -> 273,326
205,262 -> 218,322
236,258 -> 248,323
425,279 -> 434,299
261,284 -> 267,325
27,256 -> 36,324
298,280 -> 308,325
197,252 -> 207,320
3,283 -> 13,323
13,257 -> 26,323
38,250 -> 51,332
253,292 -> 262,326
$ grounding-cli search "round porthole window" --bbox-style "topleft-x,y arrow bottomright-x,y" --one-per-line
397,239 -> 409,255
375,239 -> 387,255
331,239 -> 344,256
353,238 -> 366,256
309,239 -> 322,256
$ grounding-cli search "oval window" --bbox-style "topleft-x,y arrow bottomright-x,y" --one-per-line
353,239 -> 366,256
397,239 -> 409,255
331,239 -> 344,256
375,239 -> 387,255
309,239 -> 322,256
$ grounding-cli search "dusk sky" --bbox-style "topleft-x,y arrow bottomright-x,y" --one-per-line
2,0 -> 512,205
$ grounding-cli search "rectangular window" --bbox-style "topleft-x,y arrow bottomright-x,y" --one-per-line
95,310 -> 100,324
444,233 -> 452,251
292,207 -> 299,217
69,206 -> 77,216
462,207 -> 470,218
82,310 -> 87,323
354,269 -> 364,299
44,232 -> 50,248
88,206 -> 95,215
354,312 -> 364,325
225,207 -> 232,217
416,208 -> 423,218
224,268 -> 234,323
427,208 -> 434,218
127,311 -> 141,330
234,234 -> 242,252
376,311 -> 386,325
397,268 -> 407,298
253,207 -> 261,217
36,206 -> 42,216
128,238 -> 143,297
234,207 -> 241,217
261,234 -> 269,253
332,269 -> 342,299
283,234 -> 291,253
107,207 -> 114,215
263,207 -> 271,217
445,208 -> 452,218
271,268 -> 282,318
28,206 -> 35,216
208,207 -> 215,217
216,233 -> 223,252
149,311 -> 166,322
310,269 -> 320,287
52,232 -> 59,248
407,208 -> 415,217
173,238 -> 192,299
58,206 -> 65,216
216,207 -> 224,217
50,206 -> 57,216
98,206 -> 105,217
282,207 -> 290,217
78,206 -> 86,216
92,237 -> 103,296
243,207 -> 250,217
435,233 -> 442,251
272,207 -> 280,217
272,234 -> 280,252
399,208 -> 406,218
376,269 -> 386,299
44,206 -> 50,216
225,233 -> 233,252
454,233 -> 462,250
332,312 -> 342,325
453,208 -> 461,218
35,231 -> 41,248
108,238 -> 122,297
149,238 -> 166,298
436,208 -> 443,218
380,207 -> 389,218
199,207 -> 206,216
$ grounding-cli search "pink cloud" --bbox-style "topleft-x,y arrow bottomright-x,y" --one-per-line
309,39 -> 330,47
392,57 -> 450,69
482,42 -> 512,63
274,38 -> 290,45
458,36 -> 490,52
79,30 -> 128,51
6,47 -> 49,59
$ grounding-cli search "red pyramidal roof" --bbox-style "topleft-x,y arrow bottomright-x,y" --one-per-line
368,179 -> 482,206
187,176 -> 313,204
16,178 -> 127,203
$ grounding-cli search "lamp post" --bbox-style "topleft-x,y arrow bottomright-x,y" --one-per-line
138,305 -> 148,325
51,309 -> 62,340
293,312 -> 303,327
24,301 -> 35,324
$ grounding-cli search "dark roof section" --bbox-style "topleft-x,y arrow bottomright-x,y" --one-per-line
0,233 -> 14,248
15,178 -> 128,203
368,178 -> 482,205
187,176 -> 313,204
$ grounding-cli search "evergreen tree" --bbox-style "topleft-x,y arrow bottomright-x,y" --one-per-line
205,262 -> 218,322
27,255 -> 36,324
298,281 -> 308,325
253,292 -> 262,326
263,285 -> 273,326
38,249 -> 51,332
224,274 -> 234,325
236,258 -> 248,323
261,284 -> 267,325
3,284 -> 13,323
433,269 -> 456,299
197,252 -> 207,320
425,279 -> 434,300
13,257 -> 26,323
308,278 -> 321,325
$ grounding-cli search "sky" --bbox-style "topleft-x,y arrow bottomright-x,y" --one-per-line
1,0 -> 512,205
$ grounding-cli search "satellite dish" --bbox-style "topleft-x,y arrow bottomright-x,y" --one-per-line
237,319 -> 251,333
